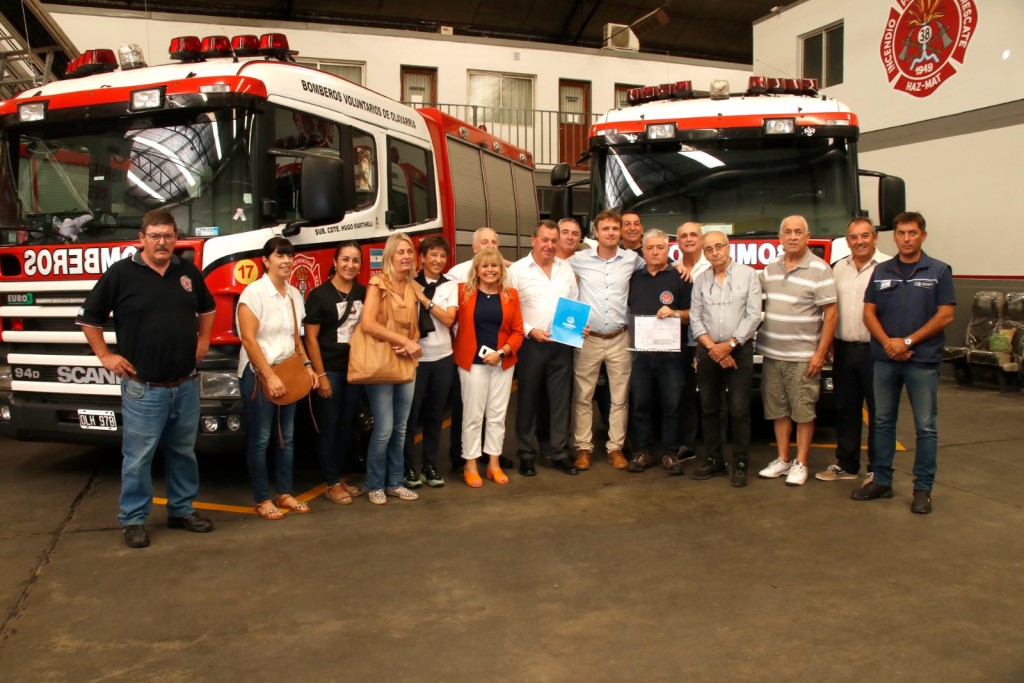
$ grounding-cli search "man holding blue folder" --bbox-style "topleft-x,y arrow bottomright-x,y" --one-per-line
509,221 -> 581,476
569,210 -> 643,472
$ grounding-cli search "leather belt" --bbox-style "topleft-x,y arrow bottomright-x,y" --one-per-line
588,327 -> 627,340
128,373 -> 196,388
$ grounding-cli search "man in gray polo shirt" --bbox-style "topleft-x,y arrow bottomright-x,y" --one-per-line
757,215 -> 838,486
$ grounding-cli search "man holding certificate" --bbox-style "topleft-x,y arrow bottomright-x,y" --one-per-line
508,220 -> 581,476
569,210 -> 643,472
625,229 -> 692,474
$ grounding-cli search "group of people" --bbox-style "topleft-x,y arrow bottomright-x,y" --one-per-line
78,206 -> 954,548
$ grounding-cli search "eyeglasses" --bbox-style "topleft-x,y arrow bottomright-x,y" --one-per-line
702,243 -> 728,254
143,232 -> 177,242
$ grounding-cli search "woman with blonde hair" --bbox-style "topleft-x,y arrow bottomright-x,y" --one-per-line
450,248 -> 525,487
360,232 -> 423,505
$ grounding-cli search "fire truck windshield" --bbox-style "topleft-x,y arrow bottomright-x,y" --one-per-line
0,108 -> 254,245
595,136 -> 857,238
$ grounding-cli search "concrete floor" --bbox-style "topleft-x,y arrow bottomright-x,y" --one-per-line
1,377 -> 1022,681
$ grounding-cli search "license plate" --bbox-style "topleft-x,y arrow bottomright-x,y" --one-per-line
78,409 -> 117,431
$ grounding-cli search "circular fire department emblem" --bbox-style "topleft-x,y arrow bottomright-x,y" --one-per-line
660,291 -> 675,305
180,275 -> 193,292
879,0 -> 977,98
289,254 -> 322,300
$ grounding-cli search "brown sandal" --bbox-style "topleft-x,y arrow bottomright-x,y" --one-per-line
325,483 -> 353,505
275,494 -> 311,513
255,500 -> 284,520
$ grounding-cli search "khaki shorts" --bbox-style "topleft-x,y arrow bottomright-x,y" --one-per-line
761,357 -> 820,423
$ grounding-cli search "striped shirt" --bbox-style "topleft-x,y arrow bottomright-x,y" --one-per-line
757,250 -> 837,361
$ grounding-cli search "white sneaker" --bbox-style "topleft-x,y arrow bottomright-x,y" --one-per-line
758,457 -> 792,479
815,464 -> 857,481
785,462 -> 808,486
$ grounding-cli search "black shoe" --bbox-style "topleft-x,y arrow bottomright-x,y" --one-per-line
911,489 -> 932,514
123,524 -> 149,548
851,481 -> 894,501
402,468 -> 423,489
691,459 -> 728,480
677,447 -> 698,462
167,512 -> 214,533
422,464 -> 445,488
731,464 -> 748,488
498,455 -> 515,469
551,458 -> 579,475
519,458 -> 537,476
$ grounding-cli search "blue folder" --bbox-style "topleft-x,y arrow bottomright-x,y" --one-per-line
550,297 -> 591,348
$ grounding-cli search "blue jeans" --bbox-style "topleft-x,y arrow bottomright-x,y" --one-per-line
365,381 -> 415,491
240,365 -> 297,503
314,370 -> 363,486
118,376 -> 200,526
872,361 -> 940,491
629,352 -> 683,454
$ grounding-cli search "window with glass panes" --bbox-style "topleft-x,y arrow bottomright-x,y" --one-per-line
802,23 -> 843,87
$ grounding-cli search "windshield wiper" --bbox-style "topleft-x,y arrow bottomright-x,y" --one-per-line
0,223 -> 72,244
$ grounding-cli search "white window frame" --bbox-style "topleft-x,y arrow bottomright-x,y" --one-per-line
298,58 -> 366,86
467,70 -> 535,126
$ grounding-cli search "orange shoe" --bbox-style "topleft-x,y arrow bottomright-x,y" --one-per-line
464,469 -> 483,488
486,466 -> 510,485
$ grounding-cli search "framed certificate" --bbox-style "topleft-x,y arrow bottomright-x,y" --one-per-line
628,315 -> 682,352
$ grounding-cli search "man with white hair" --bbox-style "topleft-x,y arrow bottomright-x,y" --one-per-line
757,215 -> 837,487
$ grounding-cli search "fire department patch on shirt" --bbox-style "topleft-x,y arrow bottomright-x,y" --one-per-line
180,276 -> 193,292
659,290 -> 674,305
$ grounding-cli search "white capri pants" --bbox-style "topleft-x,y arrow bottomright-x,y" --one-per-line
459,363 -> 515,460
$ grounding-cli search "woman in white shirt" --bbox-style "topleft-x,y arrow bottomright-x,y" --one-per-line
237,237 -> 318,520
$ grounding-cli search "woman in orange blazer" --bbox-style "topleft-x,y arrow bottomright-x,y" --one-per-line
450,248 -> 525,487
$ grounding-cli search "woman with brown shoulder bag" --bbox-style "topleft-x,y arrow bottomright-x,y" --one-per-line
237,237 -> 318,520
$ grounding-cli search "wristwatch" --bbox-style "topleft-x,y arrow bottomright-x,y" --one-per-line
729,339 -> 737,348
904,337 -> 913,347
427,301 -> 435,310
498,350 -> 506,360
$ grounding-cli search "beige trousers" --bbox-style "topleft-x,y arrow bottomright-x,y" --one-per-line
572,333 -> 632,452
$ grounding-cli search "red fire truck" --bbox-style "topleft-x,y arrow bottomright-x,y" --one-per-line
550,76 -> 907,399
0,33 -> 537,450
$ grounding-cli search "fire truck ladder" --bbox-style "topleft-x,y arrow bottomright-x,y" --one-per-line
0,0 -> 76,101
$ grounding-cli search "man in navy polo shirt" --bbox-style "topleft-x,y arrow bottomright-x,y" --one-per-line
853,211 -> 955,514
77,209 -> 216,547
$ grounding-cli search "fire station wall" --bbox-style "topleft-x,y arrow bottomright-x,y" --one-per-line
753,0 -> 1024,300
752,0 -> 1024,131
47,8 -> 749,120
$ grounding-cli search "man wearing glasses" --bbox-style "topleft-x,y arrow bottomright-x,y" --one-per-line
688,232 -> 763,487
77,209 -> 216,548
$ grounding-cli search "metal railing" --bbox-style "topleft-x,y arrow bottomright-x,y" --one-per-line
404,102 -> 600,168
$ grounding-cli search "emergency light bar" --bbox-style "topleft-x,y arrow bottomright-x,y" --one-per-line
118,44 -> 146,70
625,75 -> 823,106
168,33 -> 297,62
64,49 -> 117,78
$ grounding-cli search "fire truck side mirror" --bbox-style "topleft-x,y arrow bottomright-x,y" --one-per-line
550,163 -> 572,187
878,175 -> 906,232
301,155 -> 354,226
550,186 -> 573,222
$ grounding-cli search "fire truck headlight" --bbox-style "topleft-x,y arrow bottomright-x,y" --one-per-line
130,88 -> 164,111
764,118 -> 796,135
645,123 -> 676,140
0,364 -> 12,391
226,416 -> 242,432
0,405 -> 10,421
199,371 -> 240,398
18,102 -> 46,122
